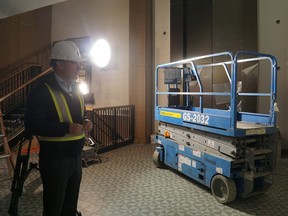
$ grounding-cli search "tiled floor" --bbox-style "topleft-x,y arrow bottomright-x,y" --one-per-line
1,143 -> 288,216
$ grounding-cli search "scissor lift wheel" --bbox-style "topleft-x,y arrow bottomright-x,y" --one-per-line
153,150 -> 164,168
211,175 -> 237,204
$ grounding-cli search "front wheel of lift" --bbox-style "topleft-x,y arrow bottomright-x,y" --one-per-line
153,150 -> 164,168
211,175 -> 237,204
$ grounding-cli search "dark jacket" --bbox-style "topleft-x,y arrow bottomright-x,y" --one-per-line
25,73 -> 85,158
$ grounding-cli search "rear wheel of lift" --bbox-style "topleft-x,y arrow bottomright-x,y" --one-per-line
211,175 -> 237,204
153,150 -> 164,168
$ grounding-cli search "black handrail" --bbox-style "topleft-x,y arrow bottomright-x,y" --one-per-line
0,66 -> 52,150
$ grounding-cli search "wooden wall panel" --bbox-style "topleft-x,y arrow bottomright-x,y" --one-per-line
170,0 -> 257,110
129,0 -> 153,144
0,16 -> 18,72
185,0 -> 212,58
213,0 -> 257,112
35,7 -> 52,70
18,12 -> 37,65
0,6 -> 52,77
170,0 -> 184,61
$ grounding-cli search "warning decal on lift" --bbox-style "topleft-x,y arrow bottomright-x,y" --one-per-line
160,111 -> 181,118
178,154 -> 192,171
246,128 -> 266,135
192,149 -> 202,158
207,139 -> 215,148
179,145 -> 185,151
216,167 -> 223,174
192,160 -> 196,168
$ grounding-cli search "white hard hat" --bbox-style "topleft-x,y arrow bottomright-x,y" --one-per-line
50,40 -> 85,62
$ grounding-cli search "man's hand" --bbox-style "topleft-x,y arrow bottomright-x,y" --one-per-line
83,119 -> 93,132
69,123 -> 83,135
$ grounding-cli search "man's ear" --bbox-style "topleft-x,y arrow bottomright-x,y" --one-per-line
56,61 -> 65,70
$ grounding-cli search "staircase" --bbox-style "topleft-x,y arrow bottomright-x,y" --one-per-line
0,65 -> 52,152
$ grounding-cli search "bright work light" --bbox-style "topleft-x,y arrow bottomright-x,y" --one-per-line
79,81 -> 89,95
90,39 -> 111,68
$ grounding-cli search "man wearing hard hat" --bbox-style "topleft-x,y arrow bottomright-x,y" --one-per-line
25,40 -> 93,216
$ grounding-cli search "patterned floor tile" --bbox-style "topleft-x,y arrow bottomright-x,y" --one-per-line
1,144 -> 288,215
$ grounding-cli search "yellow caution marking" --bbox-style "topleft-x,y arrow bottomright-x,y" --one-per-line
160,111 -> 181,118
246,128 -> 266,135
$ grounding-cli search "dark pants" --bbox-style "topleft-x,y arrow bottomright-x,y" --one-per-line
39,155 -> 82,216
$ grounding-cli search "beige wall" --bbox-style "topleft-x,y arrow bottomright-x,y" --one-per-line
258,0 -> 288,147
51,0 -> 129,107
153,0 -> 170,133
154,0 -> 170,66
0,0 -> 65,19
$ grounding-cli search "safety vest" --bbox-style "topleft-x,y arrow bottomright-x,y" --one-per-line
38,83 -> 85,142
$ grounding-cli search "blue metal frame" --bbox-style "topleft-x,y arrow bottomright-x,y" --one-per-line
156,135 -> 233,188
155,51 -> 278,137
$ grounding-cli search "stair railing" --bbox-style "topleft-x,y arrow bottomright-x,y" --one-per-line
0,66 -> 52,149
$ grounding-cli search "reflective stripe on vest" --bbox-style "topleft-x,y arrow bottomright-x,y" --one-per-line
38,83 -> 85,142
76,92 -> 84,119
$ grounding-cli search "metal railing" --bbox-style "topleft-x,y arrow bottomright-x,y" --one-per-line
87,105 -> 135,153
0,65 -> 42,114
155,51 -> 278,137
0,66 -> 52,149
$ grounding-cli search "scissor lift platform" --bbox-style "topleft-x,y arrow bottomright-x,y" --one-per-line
153,51 -> 279,203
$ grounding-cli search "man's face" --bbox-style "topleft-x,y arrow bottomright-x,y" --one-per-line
58,60 -> 82,82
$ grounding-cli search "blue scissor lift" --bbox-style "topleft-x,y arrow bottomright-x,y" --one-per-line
153,51 -> 279,204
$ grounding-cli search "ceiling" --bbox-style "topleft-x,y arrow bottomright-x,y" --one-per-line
0,0 -> 67,19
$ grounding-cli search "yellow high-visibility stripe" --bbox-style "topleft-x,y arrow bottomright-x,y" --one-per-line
76,93 -> 84,117
43,83 -> 86,142
44,83 -> 63,122
60,93 -> 73,123
39,133 -> 85,142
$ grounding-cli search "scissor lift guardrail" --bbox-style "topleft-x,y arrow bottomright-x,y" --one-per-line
155,51 -> 278,137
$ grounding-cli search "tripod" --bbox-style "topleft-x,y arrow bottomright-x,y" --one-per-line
8,135 -> 39,216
